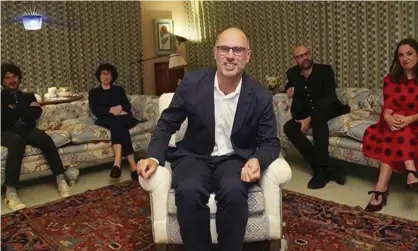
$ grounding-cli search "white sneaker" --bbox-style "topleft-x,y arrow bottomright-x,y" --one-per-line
58,180 -> 71,198
5,193 -> 26,211
64,167 -> 79,187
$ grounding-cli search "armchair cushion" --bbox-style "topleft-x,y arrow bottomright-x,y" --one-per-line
139,157 -> 292,244
167,185 -> 265,216
167,214 -> 270,244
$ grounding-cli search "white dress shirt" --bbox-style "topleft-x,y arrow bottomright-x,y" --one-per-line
149,73 -> 242,165
211,74 -> 241,156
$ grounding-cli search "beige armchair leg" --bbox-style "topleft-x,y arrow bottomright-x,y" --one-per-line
280,238 -> 288,251
156,244 -> 167,251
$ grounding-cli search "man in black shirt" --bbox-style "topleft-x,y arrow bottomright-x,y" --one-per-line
1,63 -> 78,211
283,46 -> 350,189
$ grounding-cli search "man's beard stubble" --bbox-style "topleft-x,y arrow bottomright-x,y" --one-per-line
302,59 -> 313,69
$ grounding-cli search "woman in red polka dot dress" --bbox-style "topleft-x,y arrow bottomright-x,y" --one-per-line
362,38 -> 418,213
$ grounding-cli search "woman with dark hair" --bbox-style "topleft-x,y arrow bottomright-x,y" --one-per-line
362,38 -> 418,212
88,63 -> 139,180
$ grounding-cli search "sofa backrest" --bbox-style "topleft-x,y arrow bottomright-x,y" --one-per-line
37,100 -> 90,131
336,87 -> 383,113
37,94 -> 159,131
128,94 -> 159,123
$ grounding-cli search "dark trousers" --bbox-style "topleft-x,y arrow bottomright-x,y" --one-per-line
172,155 -> 250,251
284,109 -> 340,172
96,115 -> 138,157
1,126 -> 65,187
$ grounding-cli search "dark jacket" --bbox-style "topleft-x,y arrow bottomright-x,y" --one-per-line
147,68 -> 281,170
286,64 -> 350,120
88,85 -> 133,120
1,89 -> 42,132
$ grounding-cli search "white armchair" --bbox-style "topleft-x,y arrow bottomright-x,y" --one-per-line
139,93 -> 292,251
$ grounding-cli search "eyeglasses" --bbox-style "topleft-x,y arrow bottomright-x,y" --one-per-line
294,52 -> 309,60
216,46 -> 248,56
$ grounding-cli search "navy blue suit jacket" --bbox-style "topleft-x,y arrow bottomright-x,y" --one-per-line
147,68 -> 281,170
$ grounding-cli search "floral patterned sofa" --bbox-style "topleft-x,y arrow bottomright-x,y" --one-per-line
1,94 -> 159,185
274,88 -> 384,169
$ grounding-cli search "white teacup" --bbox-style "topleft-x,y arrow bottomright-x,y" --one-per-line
48,87 -> 57,95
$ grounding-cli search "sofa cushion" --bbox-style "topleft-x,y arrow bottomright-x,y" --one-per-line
66,119 -> 154,144
46,130 -> 72,148
129,120 -> 155,136
336,88 -> 383,113
58,141 -> 111,155
0,130 -> 71,160
306,109 -> 380,142
37,100 -> 90,131
328,109 -> 380,141
167,185 -> 264,216
129,95 -> 159,122
67,122 -> 111,144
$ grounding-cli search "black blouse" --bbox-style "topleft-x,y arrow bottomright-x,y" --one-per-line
88,85 -> 132,119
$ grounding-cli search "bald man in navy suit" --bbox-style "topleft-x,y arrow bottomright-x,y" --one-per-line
137,28 -> 280,251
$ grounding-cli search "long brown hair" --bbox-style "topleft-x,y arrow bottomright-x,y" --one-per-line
389,38 -> 418,83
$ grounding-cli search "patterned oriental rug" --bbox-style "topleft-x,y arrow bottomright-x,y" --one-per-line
2,181 -> 417,251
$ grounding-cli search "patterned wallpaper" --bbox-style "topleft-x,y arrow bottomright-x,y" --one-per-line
1,1 -> 142,95
185,1 -> 418,88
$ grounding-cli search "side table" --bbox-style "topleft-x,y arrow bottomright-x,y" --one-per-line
39,95 -> 84,106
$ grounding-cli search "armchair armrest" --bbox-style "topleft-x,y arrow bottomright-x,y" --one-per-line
129,95 -> 159,125
273,94 -> 292,139
138,162 -> 172,243
259,157 -> 292,238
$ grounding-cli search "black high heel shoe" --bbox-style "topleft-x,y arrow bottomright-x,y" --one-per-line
405,170 -> 418,190
364,190 -> 389,213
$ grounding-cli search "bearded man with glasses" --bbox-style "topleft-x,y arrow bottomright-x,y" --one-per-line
283,46 -> 350,190
137,27 -> 282,251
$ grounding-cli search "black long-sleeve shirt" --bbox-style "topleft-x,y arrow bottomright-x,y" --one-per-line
286,64 -> 349,120
1,89 -> 42,132
88,85 -> 133,119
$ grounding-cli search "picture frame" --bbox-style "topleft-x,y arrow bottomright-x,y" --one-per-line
153,19 -> 175,55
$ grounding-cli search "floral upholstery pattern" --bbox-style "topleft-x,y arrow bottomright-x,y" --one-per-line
1,95 -> 158,185
1,130 -> 71,160
129,95 -> 159,124
129,120 -> 155,137
66,122 -> 111,144
274,88 -> 383,168
336,88 -> 383,113
36,101 -> 90,131
326,109 -> 380,141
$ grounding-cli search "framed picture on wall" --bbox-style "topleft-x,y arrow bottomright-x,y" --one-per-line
153,19 -> 175,55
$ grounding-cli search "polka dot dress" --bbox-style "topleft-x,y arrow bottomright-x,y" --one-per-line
362,75 -> 418,171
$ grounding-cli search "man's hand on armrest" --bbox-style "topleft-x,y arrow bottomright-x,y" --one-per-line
137,158 -> 158,180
